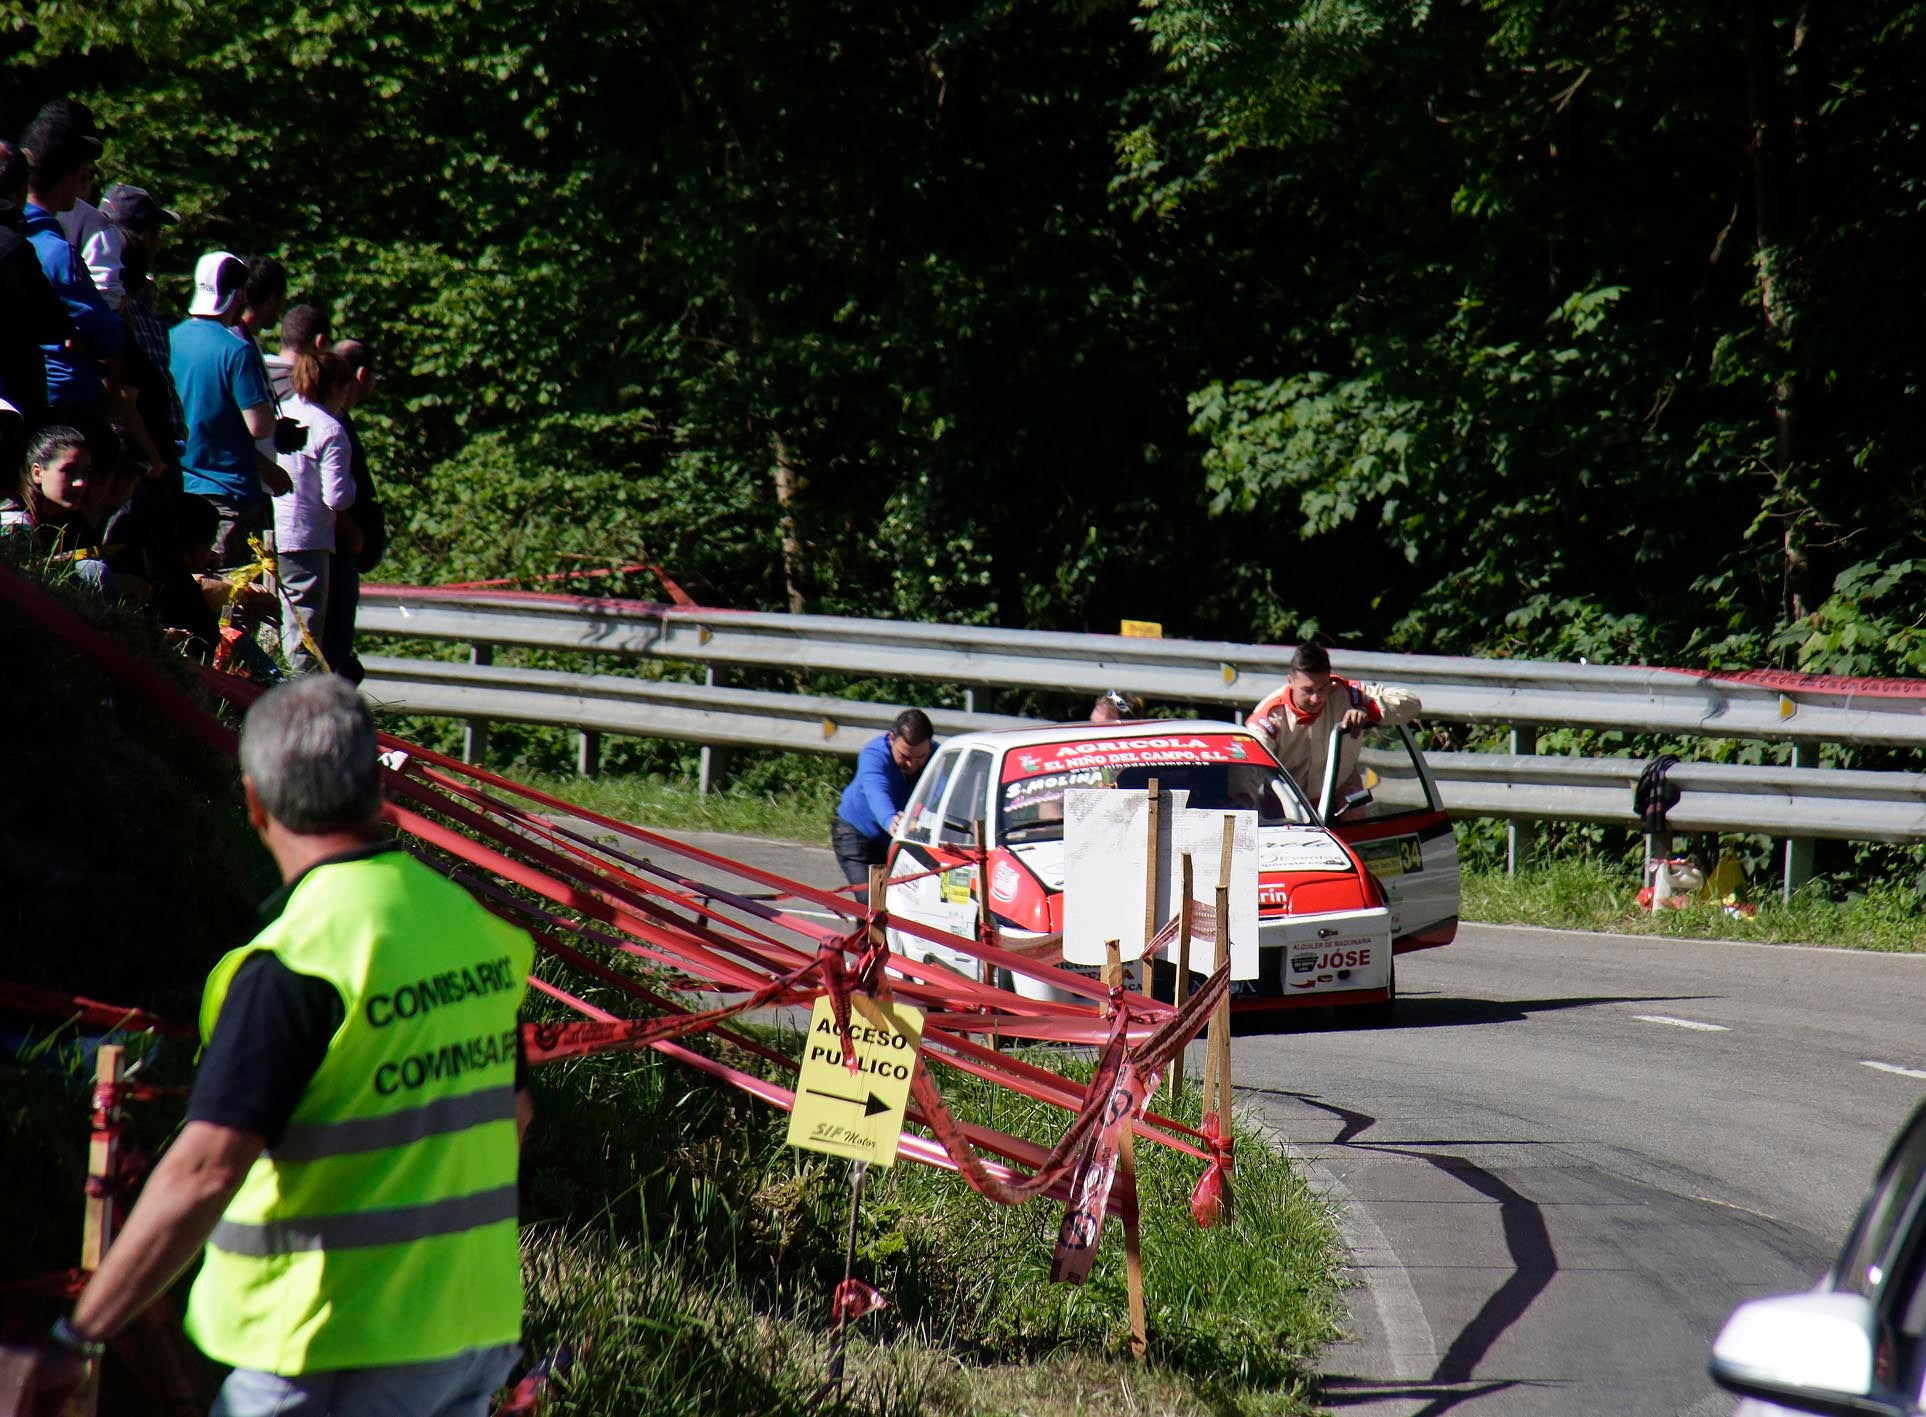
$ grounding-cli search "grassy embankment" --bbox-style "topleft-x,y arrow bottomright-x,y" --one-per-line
1,568 -> 1345,1416
535,771 -> 1926,953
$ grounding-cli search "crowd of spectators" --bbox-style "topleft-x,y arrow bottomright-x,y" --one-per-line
0,97 -> 386,682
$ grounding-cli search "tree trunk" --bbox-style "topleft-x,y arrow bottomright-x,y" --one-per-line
1739,0 -> 1810,620
770,432 -> 806,613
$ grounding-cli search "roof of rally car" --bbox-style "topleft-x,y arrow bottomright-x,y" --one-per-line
929,719 -> 1263,755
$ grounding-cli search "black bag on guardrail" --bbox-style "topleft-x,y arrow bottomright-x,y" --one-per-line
1634,755 -> 1682,833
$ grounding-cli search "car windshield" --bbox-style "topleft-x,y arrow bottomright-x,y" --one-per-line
998,749 -> 1314,843
1834,1105 -> 1926,1299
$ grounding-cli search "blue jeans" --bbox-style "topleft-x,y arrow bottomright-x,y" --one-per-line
210,1343 -> 520,1417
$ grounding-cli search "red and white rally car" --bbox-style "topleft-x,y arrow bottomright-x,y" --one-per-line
884,719 -> 1458,1016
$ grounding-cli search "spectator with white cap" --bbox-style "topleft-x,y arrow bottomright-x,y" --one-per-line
171,250 -> 289,573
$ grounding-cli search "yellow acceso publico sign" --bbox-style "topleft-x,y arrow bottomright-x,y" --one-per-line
786,995 -> 925,1166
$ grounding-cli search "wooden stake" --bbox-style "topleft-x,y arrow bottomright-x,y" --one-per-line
1143,777 -> 1162,1001
82,1044 -> 124,1272
1208,816 -> 1235,1121
974,820 -> 994,988
867,863 -> 887,937
1172,852 -> 1194,1101
1105,939 -> 1149,1359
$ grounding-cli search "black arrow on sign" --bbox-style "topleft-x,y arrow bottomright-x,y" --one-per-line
806,1084 -> 890,1117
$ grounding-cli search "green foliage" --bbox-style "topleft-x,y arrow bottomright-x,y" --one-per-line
10,0 -> 1926,661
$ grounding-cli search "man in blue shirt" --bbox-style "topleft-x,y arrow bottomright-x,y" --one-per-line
832,709 -> 935,900
171,249 -> 287,569
18,107 -> 123,415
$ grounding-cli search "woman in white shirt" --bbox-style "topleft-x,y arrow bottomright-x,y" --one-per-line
271,349 -> 355,674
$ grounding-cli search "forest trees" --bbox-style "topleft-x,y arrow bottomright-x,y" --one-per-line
5,0 -> 1922,669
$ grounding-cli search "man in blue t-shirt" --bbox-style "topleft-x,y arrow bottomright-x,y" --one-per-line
18,107 -> 122,415
171,249 -> 288,569
832,709 -> 935,900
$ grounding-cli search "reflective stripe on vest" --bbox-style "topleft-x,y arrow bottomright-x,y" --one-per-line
209,1183 -> 520,1256
270,1084 -> 516,1162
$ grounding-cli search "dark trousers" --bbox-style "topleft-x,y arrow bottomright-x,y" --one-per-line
322,552 -> 363,682
830,817 -> 889,901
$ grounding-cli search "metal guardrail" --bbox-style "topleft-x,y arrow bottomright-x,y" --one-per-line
1410,752 -> 1926,844
360,655 -> 1032,756
355,585 -> 1926,899
358,586 -> 1926,748
358,653 -> 1926,846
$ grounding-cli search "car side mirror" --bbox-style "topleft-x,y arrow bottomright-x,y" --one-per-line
1335,788 -> 1373,818
1708,1292 -> 1904,1417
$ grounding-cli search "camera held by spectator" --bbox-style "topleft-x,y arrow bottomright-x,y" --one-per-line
272,415 -> 308,454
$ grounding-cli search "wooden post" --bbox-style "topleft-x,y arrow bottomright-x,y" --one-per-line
1142,777 -> 1161,1005
576,729 -> 601,779
1172,852 -> 1194,1102
1204,817 -> 1235,1140
867,863 -> 886,923
1105,939 -> 1149,1359
82,1045 -> 124,1272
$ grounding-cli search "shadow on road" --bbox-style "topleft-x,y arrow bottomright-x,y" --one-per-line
1321,1378 -> 1564,1414
1267,1090 -> 1575,1408
1232,991 -> 1714,1037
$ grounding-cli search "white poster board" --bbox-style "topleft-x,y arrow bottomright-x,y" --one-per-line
1062,789 -> 1149,966
1062,789 -> 1259,978
1162,808 -> 1259,980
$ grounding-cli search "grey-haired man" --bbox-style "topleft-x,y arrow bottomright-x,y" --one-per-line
28,675 -> 535,1417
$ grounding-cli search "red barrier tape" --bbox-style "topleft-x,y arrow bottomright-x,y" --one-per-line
1,566 -> 1231,1233
0,981 -> 194,1038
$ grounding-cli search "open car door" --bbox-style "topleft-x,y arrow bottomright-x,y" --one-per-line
1318,722 -> 1459,953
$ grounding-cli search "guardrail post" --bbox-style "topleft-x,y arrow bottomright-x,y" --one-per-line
1782,741 -> 1817,901
698,667 -> 727,795
1506,725 -> 1537,874
462,644 -> 492,765
578,730 -> 601,779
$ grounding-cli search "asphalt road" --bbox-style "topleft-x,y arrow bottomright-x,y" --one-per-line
601,826 -> 1926,1416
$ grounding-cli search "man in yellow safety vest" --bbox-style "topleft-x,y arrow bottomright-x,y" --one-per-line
30,674 -> 535,1415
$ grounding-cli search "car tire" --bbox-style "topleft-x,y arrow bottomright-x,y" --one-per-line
1357,956 -> 1397,1028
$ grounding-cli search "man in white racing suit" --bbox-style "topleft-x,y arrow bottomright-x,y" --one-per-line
1248,643 -> 1421,808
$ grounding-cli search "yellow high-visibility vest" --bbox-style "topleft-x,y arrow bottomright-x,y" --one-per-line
185,850 -> 533,1374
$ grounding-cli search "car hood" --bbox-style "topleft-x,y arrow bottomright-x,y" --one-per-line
1009,824 -> 1353,888
1257,827 -> 1355,873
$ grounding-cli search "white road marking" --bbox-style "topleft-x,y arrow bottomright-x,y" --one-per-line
1300,1154 -> 1439,1383
1633,1014 -> 1730,1032
1862,1060 -> 1926,1081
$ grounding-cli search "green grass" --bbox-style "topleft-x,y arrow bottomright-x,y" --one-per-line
516,990 -> 1344,1416
1464,858 -> 1926,951
524,769 -> 838,844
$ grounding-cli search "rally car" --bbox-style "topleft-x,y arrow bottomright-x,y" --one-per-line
882,719 -> 1457,1015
